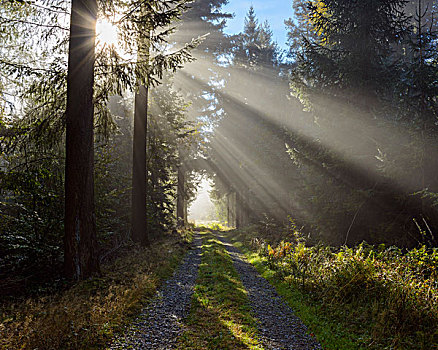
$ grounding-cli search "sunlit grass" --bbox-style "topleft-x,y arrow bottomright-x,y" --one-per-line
176,231 -> 263,350
194,222 -> 230,231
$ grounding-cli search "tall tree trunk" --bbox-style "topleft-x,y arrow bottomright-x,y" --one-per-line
131,84 -> 150,245
177,164 -> 186,227
227,192 -> 231,227
131,19 -> 151,245
236,191 -> 249,229
64,0 -> 99,280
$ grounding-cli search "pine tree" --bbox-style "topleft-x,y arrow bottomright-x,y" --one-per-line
117,0 -> 200,245
241,6 -> 259,66
258,20 -> 279,66
395,0 -> 438,243
232,7 -> 280,68
208,7 -> 294,226
293,0 -> 409,109
64,0 -> 100,280
285,0 -> 318,60
288,0 -> 424,244
131,4 -> 151,246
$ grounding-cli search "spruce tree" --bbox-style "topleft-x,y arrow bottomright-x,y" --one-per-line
64,0 -> 100,280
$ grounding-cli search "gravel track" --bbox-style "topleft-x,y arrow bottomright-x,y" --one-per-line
109,234 -> 202,350
217,233 -> 321,350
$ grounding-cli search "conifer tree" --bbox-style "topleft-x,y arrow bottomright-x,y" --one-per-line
287,0 -> 438,244
285,0 -> 318,60
64,0 -> 100,280
131,4 -> 151,246
232,6 -> 280,68
209,7 -> 293,225
117,0 -> 200,245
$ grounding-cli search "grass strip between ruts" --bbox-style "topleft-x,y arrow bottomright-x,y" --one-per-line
176,230 -> 263,350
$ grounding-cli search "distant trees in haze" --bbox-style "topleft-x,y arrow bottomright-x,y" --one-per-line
207,0 -> 438,247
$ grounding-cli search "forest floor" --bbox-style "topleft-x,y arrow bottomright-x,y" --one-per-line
0,232 -> 192,350
5,227 -> 432,349
109,229 -> 320,350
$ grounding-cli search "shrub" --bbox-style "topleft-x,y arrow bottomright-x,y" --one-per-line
246,225 -> 438,348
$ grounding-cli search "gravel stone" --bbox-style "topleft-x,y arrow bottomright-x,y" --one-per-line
217,233 -> 322,350
109,234 -> 202,350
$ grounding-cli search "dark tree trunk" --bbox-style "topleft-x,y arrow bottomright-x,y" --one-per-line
131,10 -> 151,246
236,192 -> 241,229
231,192 -> 236,227
177,165 -> 186,227
131,84 -> 150,245
64,0 -> 100,280
236,191 -> 249,229
227,192 -> 231,227
227,192 -> 236,227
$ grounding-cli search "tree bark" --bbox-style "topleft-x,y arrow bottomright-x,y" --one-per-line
131,18 -> 150,245
236,191 -> 249,229
177,164 -> 186,227
227,192 -> 231,227
64,0 -> 100,280
131,84 -> 150,245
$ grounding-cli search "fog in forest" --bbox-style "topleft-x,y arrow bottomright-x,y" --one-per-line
188,178 -> 218,224
1,1 -> 438,348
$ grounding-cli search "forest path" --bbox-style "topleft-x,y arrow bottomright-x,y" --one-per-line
109,234 -> 203,349
216,232 -> 321,350
110,230 -> 320,349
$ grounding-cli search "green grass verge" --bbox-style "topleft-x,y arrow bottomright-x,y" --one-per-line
227,231 -> 372,350
177,231 -> 263,350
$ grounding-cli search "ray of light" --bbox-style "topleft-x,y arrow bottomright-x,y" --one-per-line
96,17 -> 119,48
177,56 -> 434,196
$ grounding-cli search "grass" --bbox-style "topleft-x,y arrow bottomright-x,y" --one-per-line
226,227 -> 438,350
228,231 -> 357,350
0,231 -> 191,350
176,230 -> 263,350
242,251 -> 362,349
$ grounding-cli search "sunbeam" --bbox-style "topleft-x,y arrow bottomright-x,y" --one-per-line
96,17 -> 118,47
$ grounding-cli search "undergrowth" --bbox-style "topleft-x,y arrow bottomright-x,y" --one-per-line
177,231 -> 262,350
0,231 -> 191,350
228,225 -> 438,350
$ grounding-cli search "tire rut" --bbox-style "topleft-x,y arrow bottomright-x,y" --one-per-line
109,234 -> 202,350
216,233 -> 321,350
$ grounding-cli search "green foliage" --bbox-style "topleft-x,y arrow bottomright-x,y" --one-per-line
0,0 -> 204,288
94,103 -> 132,247
233,227 -> 438,349
283,0 -> 438,246
232,6 -> 280,67
147,78 -> 202,235
246,253 -> 359,349
0,155 -> 64,286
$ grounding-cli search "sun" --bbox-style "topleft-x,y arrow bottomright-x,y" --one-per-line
96,18 -> 118,47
